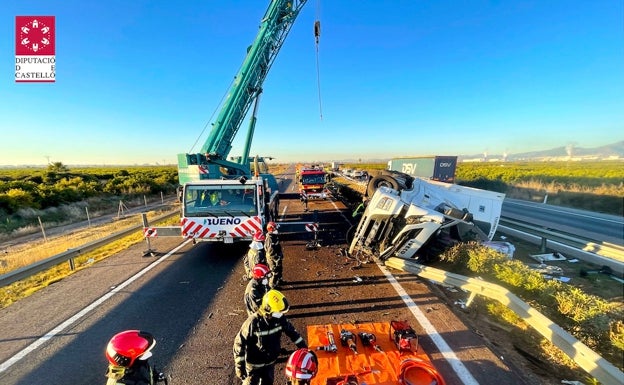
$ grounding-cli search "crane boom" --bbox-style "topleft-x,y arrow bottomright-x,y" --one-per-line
178,0 -> 307,184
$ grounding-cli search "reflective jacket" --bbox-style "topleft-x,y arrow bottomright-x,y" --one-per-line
233,313 -> 306,370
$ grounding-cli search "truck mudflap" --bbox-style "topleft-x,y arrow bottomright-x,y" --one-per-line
307,322 -> 446,385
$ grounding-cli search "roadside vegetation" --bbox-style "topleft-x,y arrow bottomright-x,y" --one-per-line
0,163 -> 179,238
341,160 -> 624,216
439,242 -> 624,379
0,210 -> 179,309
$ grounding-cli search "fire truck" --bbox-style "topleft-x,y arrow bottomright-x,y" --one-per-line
297,165 -> 330,200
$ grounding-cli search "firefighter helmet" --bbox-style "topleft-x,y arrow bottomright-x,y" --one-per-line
252,230 -> 266,242
285,348 -> 318,381
267,221 -> 279,232
252,263 -> 271,280
105,330 -> 156,368
260,289 -> 289,315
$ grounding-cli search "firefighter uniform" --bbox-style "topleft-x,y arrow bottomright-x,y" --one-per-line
233,313 -> 307,385
243,243 -> 266,279
264,231 -> 283,288
244,277 -> 269,316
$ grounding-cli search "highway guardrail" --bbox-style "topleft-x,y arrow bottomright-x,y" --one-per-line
498,220 -> 624,276
0,210 -> 180,288
384,257 -> 624,385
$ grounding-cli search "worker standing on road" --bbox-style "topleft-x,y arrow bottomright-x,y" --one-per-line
264,221 -> 283,288
244,263 -> 271,316
233,289 -> 307,385
243,230 -> 266,280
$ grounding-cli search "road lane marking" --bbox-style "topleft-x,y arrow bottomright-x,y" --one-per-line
0,239 -> 192,374
378,263 -> 480,385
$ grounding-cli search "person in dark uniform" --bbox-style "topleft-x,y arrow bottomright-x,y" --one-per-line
233,290 -> 307,385
244,263 -> 271,316
264,221 -> 283,288
243,230 -> 266,280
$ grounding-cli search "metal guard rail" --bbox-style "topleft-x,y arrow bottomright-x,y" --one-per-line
499,218 -> 624,261
0,211 -> 180,288
384,257 -> 624,385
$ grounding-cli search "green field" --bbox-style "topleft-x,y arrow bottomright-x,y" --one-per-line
341,160 -> 624,216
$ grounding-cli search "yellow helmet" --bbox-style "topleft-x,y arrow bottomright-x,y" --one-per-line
260,289 -> 290,316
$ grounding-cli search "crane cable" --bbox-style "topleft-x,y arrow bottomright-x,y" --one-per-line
188,77 -> 235,154
314,0 -> 323,121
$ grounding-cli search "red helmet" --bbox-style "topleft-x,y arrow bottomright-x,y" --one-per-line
252,230 -> 266,242
267,221 -> 279,232
252,263 -> 271,280
285,348 -> 318,381
105,330 -> 156,368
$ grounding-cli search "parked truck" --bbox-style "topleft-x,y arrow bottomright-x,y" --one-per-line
387,155 -> 458,183
349,172 -> 505,262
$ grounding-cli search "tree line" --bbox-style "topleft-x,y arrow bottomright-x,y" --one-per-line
0,163 -> 179,233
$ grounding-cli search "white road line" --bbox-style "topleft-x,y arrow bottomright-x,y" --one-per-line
378,263 -> 480,385
330,198 -> 352,222
0,239 -> 192,374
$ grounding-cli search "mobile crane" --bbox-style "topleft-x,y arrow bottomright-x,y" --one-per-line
176,0 -> 308,243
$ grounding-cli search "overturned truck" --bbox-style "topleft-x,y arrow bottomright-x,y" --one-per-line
349,171 -> 505,261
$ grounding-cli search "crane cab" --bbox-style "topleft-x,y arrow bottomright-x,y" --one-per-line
181,176 -> 279,243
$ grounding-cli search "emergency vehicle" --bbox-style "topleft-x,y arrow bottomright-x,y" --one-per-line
297,165 -> 330,200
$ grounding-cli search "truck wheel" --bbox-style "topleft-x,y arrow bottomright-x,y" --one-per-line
367,175 -> 399,197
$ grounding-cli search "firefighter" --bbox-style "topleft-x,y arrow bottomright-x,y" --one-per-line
233,290 -> 307,385
243,230 -> 266,280
104,330 -> 166,385
284,348 -> 318,385
244,263 -> 271,316
264,221 -> 283,288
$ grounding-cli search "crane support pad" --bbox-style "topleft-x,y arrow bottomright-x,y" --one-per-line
306,322 -> 446,385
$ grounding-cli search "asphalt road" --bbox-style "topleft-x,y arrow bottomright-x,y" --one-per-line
0,168 -> 590,385
502,198 -> 624,246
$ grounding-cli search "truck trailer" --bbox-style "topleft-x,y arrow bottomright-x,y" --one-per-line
387,155 -> 458,183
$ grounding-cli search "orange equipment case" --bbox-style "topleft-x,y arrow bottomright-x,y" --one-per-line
307,322 -> 446,385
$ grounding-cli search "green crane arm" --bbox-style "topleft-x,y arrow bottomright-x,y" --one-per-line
179,0 -> 307,181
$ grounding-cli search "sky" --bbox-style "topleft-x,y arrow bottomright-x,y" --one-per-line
1,1 -> 623,166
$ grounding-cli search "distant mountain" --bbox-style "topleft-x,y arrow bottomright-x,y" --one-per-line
460,140 -> 624,162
